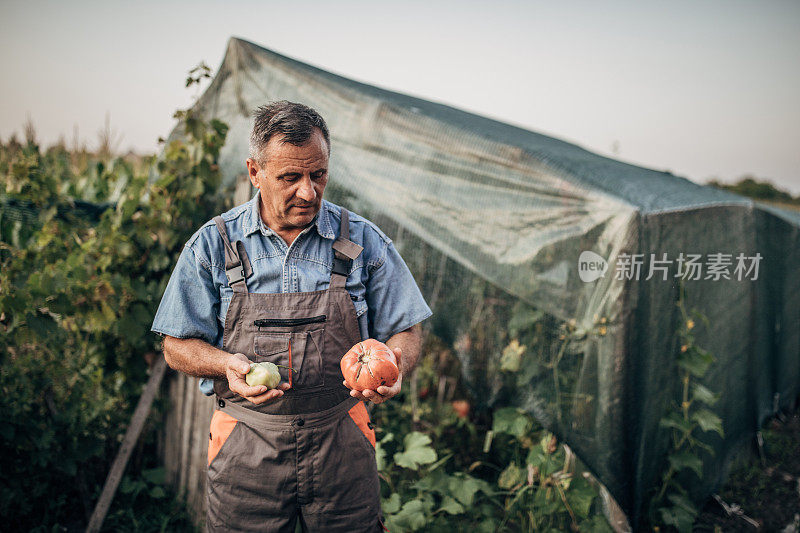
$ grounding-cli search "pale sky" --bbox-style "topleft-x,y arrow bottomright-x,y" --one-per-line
2,0 -> 799,194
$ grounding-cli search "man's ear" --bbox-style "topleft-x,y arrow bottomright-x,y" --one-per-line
246,158 -> 260,187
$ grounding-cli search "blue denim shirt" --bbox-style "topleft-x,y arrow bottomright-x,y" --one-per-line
151,192 -> 432,394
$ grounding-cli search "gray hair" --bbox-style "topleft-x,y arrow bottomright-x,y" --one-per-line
249,101 -> 330,164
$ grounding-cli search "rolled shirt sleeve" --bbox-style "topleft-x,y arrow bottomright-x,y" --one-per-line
151,243 -> 221,346
365,240 -> 432,343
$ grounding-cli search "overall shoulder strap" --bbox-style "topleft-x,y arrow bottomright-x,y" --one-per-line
330,209 -> 363,289
213,216 -> 252,293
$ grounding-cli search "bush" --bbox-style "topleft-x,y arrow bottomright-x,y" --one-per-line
371,336 -> 612,532
0,110 -> 229,531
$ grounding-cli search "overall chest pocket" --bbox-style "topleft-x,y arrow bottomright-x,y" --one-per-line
253,316 -> 326,389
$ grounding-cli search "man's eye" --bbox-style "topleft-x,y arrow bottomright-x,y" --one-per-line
312,171 -> 327,180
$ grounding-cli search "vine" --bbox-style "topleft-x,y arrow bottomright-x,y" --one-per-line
648,281 -> 724,531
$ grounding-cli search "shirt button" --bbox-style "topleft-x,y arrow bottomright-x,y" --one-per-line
295,418 -> 305,427
218,399 -> 225,408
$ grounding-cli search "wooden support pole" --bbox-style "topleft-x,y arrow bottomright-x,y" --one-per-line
85,354 -> 168,533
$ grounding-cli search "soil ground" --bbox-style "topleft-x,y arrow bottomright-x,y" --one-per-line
694,411 -> 800,532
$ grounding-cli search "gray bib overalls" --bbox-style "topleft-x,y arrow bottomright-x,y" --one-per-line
205,209 -> 384,532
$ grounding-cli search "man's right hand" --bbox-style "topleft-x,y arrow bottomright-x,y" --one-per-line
225,353 -> 290,405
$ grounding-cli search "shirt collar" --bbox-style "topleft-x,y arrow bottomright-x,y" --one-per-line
242,191 -> 336,240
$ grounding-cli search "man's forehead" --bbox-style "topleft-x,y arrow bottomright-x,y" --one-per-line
261,152 -> 329,173
259,129 -> 329,160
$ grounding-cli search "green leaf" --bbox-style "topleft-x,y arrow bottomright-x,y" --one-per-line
210,119 -> 229,136
677,346 -> 714,377
448,474 -> 482,506
659,503 -> 696,533
525,446 -> 561,476
668,450 -> 703,478
375,441 -> 387,472
691,383 -> 718,405
26,312 -> 57,339
498,463 -> 525,489
492,407 -> 531,438
390,499 -> 431,530
412,469 -> 450,495
565,476 -> 596,518
439,495 -> 465,515
394,431 -> 437,470
381,493 -> 401,514
476,519 -> 499,533
36,229 -> 54,248
526,446 -> 546,467
148,486 -> 166,499
692,408 -> 724,436
666,492 -> 697,515
659,412 -> 693,434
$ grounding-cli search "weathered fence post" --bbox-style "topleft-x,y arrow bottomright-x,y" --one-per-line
162,371 -> 215,526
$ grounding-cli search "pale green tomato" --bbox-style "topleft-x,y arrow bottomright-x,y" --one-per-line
245,362 -> 281,389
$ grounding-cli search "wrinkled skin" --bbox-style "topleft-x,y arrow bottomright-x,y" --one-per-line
246,128 -> 329,246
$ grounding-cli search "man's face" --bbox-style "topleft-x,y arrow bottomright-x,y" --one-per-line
247,128 -> 329,237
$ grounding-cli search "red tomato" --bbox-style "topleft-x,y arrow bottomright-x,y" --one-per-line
451,400 -> 470,419
340,339 -> 399,391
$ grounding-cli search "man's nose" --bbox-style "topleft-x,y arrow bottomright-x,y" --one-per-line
296,176 -> 316,202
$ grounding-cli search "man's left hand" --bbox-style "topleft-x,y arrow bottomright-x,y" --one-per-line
344,347 -> 403,405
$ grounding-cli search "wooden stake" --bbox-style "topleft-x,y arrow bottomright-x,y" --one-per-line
86,354 -> 168,533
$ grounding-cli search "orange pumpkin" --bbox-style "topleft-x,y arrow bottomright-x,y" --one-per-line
341,339 -> 399,391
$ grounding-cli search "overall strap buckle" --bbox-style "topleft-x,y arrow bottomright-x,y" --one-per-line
225,264 -> 246,286
214,216 -> 252,293
331,257 -> 350,277
330,209 -> 363,288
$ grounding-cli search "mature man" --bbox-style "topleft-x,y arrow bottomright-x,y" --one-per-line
151,101 -> 431,532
